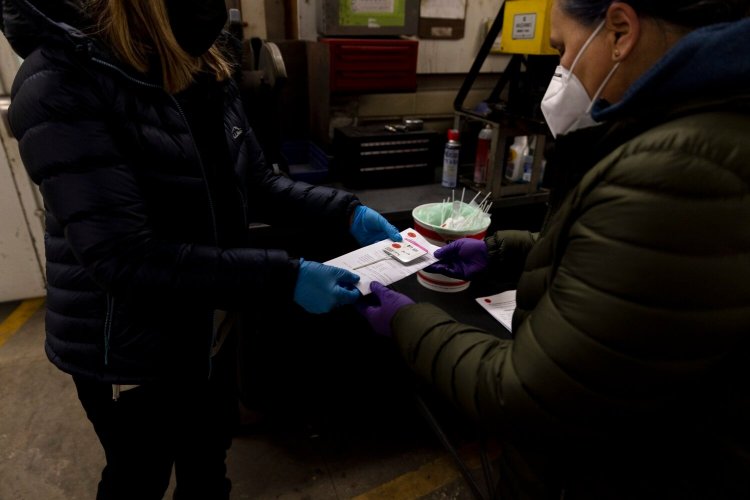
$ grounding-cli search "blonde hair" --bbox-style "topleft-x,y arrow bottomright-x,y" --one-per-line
89,0 -> 234,93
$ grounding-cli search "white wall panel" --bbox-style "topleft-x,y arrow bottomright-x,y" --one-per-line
0,36 -> 46,301
0,133 -> 46,301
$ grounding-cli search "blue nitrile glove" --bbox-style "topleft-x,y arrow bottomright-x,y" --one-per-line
356,282 -> 415,337
425,238 -> 489,280
294,259 -> 361,314
350,205 -> 402,246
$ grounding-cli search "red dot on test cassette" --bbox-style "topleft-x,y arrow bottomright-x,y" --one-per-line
407,231 -> 417,237
391,243 -> 402,248
484,299 -> 492,304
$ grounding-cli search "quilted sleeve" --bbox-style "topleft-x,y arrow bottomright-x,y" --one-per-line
9,53 -> 298,310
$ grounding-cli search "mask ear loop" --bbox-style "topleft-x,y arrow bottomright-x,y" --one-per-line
586,62 -> 620,114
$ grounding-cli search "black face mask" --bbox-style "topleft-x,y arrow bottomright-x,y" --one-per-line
165,0 -> 228,57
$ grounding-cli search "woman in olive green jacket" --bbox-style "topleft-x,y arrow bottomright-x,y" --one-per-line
359,1 -> 750,497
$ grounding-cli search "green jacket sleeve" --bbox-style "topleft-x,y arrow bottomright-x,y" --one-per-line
391,303 -> 517,425
485,230 -> 538,286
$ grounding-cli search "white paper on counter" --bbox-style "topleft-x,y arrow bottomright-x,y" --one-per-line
475,290 -> 516,333
325,228 -> 440,295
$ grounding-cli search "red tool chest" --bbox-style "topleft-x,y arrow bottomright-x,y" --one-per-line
319,38 -> 419,93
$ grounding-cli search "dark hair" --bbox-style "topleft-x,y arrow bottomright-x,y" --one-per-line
559,0 -> 750,28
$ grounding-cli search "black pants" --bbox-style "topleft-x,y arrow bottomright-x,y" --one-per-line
73,355 -> 238,500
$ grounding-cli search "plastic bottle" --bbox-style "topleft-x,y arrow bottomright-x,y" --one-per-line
441,129 -> 461,188
521,136 -> 537,183
473,125 -> 493,185
504,136 -> 528,183
538,159 -> 547,187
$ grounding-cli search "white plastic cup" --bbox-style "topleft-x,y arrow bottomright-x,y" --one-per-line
412,202 -> 491,293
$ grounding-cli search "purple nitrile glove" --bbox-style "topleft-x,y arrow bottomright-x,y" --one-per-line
425,238 -> 489,280
356,282 -> 415,337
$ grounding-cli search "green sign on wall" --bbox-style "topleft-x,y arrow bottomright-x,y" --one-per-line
339,0 -> 407,27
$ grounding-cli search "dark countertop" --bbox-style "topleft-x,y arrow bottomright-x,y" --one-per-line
392,271 -> 513,340
341,181 -> 527,339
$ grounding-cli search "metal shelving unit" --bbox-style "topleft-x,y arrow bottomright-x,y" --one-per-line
452,1 -> 557,203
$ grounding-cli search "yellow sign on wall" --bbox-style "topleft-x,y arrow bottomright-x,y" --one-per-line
499,0 -> 557,55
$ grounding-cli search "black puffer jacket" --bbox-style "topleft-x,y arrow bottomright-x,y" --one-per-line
3,0 -> 360,384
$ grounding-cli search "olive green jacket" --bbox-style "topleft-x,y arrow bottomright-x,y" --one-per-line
392,19 -> 750,497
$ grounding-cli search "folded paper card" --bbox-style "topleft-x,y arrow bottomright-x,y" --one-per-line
475,290 -> 516,333
326,228 -> 440,295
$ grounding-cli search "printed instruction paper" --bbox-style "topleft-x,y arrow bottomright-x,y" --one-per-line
325,228 -> 439,295
475,290 -> 516,333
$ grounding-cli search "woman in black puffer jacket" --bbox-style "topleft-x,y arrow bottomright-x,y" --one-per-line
2,0 -> 402,498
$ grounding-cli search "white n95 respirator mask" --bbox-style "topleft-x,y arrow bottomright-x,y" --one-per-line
541,20 -> 620,138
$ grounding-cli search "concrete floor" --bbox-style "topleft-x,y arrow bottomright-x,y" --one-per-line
0,299 -> 500,500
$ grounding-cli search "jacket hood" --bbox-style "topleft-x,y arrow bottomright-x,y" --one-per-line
1,0 -> 89,58
593,18 -> 750,122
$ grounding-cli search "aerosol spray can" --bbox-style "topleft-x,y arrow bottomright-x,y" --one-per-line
441,129 -> 461,188
473,124 -> 493,185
